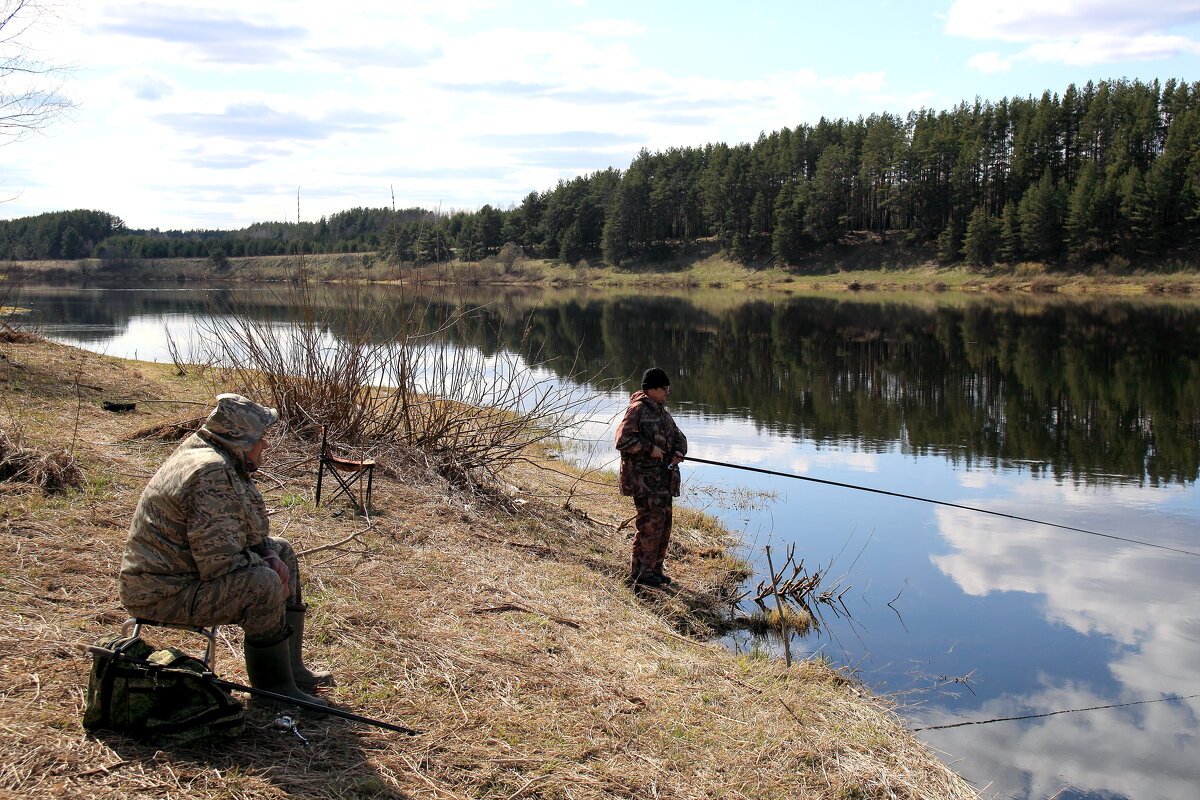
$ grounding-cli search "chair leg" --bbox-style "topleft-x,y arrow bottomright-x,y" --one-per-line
316,459 -> 326,507
325,467 -> 371,514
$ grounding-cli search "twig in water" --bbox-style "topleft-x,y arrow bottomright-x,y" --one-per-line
764,545 -> 792,667
887,578 -> 909,632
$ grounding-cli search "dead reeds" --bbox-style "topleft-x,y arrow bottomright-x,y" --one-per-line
0,425 -> 83,491
728,544 -> 852,646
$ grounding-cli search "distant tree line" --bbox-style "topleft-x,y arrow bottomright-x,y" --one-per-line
4,78 -> 1199,269
0,210 -> 124,260
0,206 -> 436,262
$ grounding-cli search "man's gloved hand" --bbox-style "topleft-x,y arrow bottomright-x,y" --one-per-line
263,549 -> 290,586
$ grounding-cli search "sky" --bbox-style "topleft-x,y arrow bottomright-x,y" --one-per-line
4,0 -> 1200,231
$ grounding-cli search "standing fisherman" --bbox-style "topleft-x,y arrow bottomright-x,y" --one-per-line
615,368 -> 687,586
119,394 -> 334,714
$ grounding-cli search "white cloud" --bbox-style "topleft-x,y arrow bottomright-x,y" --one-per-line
789,68 -> 887,95
967,51 -> 1010,73
928,478 -> 1200,741
827,71 -> 887,95
4,1 -> 942,228
945,1 -> 1200,41
774,449 -> 884,476
923,476 -> 1200,795
1022,33 -> 1200,65
574,19 -> 646,36
947,0 -> 1200,67
118,71 -> 179,101
863,89 -> 939,113
957,471 -> 993,489
921,682 -> 1200,800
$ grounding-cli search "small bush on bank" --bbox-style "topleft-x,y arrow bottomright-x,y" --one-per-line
199,284 -> 600,487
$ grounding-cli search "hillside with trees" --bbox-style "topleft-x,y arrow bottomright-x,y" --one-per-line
4,78 -> 1200,272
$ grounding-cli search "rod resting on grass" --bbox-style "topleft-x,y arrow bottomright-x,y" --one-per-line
80,644 -> 421,736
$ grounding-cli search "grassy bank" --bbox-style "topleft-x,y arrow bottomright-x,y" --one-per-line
5,238 -> 1200,296
0,333 -> 979,799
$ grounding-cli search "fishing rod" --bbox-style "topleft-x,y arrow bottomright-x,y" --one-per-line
681,455 -> 1200,559
81,644 -> 421,735
911,692 -> 1200,732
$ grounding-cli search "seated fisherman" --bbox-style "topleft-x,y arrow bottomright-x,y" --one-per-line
119,393 -> 333,712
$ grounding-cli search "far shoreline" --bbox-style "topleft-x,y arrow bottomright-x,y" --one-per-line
4,245 -> 1200,298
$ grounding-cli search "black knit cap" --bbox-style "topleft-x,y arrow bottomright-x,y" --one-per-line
641,367 -> 670,390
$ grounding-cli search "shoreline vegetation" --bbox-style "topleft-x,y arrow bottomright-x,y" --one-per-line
4,238 -> 1200,297
0,325 -> 980,797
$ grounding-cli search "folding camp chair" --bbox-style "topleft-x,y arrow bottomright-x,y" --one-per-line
315,426 -> 376,514
121,618 -> 221,671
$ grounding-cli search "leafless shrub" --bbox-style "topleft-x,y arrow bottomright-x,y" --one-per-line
163,325 -> 190,376
0,327 -> 39,343
0,425 -> 83,491
496,241 -> 524,273
197,285 -> 601,487
0,274 -> 39,342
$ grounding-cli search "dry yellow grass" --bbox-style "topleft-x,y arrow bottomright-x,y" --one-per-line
0,336 -> 979,799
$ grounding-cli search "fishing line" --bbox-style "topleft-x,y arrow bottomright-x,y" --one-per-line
911,693 -> 1200,732
681,456 -> 1200,558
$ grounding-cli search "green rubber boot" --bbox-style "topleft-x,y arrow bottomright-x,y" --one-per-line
244,634 -> 328,719
286,606 -> 335,689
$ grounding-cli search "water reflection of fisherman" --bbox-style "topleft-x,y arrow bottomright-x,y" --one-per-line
615,368 -> 687,586
118,394 -> 333,715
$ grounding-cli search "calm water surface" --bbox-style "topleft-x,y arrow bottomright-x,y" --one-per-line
17,284 -> 1200,800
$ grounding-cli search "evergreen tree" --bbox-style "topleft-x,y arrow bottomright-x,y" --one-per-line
1117,166 -> 1153,253
416,226 -> 451,263
999,201 -> 1022,263
805,144 -> 854,243
558,220 -> 584,263
936,217 -> 964,263
457,219 -> 485,261
1018,169 -> 1065,261
1064,161 -> 1107,258
771,183 -> 809,265
476,204 -> 504,252
59,226 -> 86,259
962,206 -> 1000,265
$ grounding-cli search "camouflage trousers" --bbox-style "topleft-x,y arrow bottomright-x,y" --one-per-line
122,537 -> 300,641
631,495 -> 673,577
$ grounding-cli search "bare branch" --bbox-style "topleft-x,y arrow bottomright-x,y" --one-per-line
0,0 -> 74,145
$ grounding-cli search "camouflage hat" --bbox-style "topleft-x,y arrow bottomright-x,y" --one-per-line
203,393 -> 278,447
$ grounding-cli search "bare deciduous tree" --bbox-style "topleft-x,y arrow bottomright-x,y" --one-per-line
1,0 -> 73,145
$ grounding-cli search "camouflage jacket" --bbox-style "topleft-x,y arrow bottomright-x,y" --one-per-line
119,428 -> 270,611
614,390 -> 687,497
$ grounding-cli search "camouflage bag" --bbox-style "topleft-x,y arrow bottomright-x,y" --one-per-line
83,634 -> 244,746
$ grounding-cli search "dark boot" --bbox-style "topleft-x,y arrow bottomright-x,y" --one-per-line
630,570 -> 664,586
244,634 -> 329,719
286,606 -> 335,689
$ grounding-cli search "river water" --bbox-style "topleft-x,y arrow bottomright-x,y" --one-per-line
13,283 -> 1200,800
